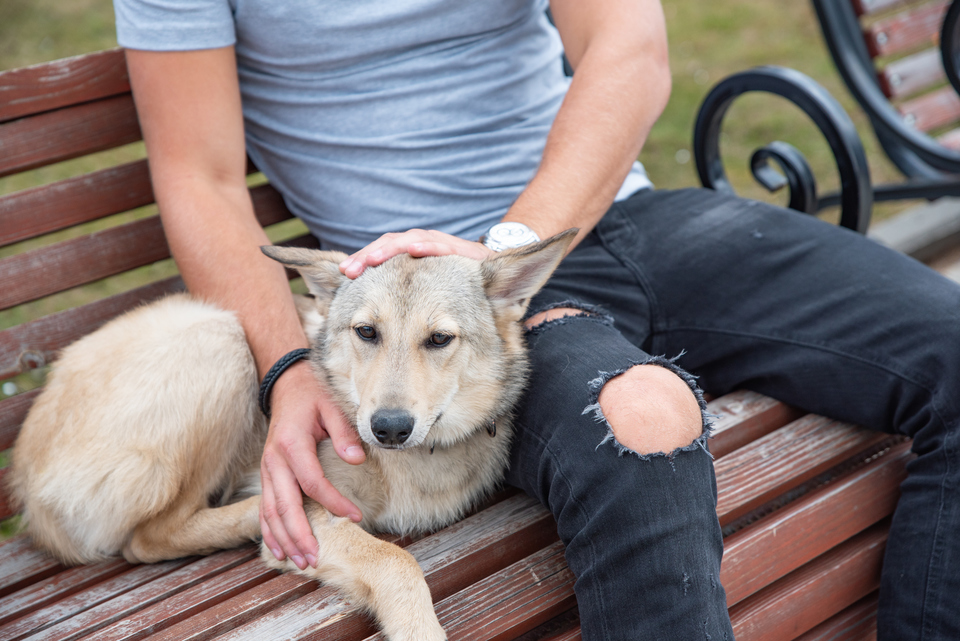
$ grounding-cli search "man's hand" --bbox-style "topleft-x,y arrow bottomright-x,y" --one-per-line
259,361 -> 366,569
339,229 -> 493,279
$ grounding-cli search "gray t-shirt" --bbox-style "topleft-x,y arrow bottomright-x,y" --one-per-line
115,0 -> 652,252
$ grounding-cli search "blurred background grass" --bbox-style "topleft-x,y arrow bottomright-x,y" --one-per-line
0,0 -> 918,371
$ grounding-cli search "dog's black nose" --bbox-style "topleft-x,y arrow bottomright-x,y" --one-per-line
371,409 -> 414,446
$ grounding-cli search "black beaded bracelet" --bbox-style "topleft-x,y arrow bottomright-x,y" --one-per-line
258,348 -> 312,418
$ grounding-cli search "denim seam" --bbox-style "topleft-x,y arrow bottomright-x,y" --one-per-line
582,354 -> 715,463
920,413 -> 956,640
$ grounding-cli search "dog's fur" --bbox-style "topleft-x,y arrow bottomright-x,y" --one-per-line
8,230 -> 574,641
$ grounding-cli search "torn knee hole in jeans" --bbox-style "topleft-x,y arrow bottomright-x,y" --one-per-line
583,355 -> 714,463
523,300 -> 614,334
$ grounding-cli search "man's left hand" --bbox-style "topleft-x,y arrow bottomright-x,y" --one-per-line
339,228 -> 493,279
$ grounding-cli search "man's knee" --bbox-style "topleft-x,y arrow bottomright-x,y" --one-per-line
597,363 -> 704,455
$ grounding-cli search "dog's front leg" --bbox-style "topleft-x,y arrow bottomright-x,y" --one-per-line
260,501 -> 446,641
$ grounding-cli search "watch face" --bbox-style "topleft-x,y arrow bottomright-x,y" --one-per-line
487,223 -> 540,250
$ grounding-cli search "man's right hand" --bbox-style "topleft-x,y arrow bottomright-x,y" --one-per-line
258,360 -> 366,570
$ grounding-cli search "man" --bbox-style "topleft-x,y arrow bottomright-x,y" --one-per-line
114,0 -> 960,637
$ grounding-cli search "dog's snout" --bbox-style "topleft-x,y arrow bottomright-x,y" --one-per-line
371,408 -> 415,446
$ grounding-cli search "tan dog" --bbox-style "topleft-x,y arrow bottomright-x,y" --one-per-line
8,230 -> 574,641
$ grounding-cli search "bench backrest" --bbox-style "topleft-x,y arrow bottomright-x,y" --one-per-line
0,49 -> 300,522
815,0 -> 960,177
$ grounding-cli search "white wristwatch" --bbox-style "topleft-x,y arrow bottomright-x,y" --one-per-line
482,222 -> 541,252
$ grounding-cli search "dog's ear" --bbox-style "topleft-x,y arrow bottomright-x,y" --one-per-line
481,229 -> 577,321
260,246 -> 348,307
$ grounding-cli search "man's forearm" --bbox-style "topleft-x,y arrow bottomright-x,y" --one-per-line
157,177 -> 309,379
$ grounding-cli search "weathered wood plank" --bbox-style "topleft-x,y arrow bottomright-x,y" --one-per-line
899,85 -> 960,133
877,48 -> 944,99
8,549 -> 253,641
714,415 -> 890,526
852,0 -> 907,17
363,541 -> 576,641
87,555 -> 275,641
0,559 -> 194,641
707,390 -> 804,458
0,559 -> 130,626
729,522 -> 887,641
0,160 -> 153,248
0,184 -> 292,313
794,592 -> 878,641
721,440 -> 910,605
0,536 -> 63,599
863,1 -> 947,58
0,50 -> 129,124
0,95 -> 141,179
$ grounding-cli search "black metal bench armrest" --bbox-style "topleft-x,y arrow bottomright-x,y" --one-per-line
693,65 -> 873,234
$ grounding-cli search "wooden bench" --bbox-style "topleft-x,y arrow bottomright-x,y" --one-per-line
0,48 -> 937,641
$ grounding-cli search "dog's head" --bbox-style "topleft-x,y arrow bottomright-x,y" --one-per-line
262,230 -> 575,451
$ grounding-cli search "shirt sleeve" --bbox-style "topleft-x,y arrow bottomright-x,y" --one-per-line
113,0 -> 236,51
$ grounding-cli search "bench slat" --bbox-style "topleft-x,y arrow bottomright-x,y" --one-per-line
0,160 -> 153,248
852,0 -> 907,17
0,95 -> 141,180
0,184 -> 292,313
405,541 -> 575,641
715,415 -> 890,526
0,558 -> 194,641
0,536 -> 63,598
0,559 -> 130,627
707,390 -> 804,458
721,440 -> 909,606
86,557 -> 276,641
863,1 -> 947,58
877,48 -> 944,99
794,592 -> 878,641
729,522 -> 887,641
0,50 -> 129,124
899,85 -> 960,132
10,550 -> 254,641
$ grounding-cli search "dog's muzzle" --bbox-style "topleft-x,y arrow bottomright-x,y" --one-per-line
371,408 -> 415,447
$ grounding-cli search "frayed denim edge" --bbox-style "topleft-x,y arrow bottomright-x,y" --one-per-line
523,299 -> 615,336
583,354 -> 715,463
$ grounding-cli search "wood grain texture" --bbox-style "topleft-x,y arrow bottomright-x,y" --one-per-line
721,441 -> 910,606
715,415 -> 890,526
0,95 -> 142,179
794,592 -> 878,641
0,49 -> 129,123
898,85 -> 960,133
863,1 -> 947,58
0,160 -> 153,248
707,390 -> 804,458
0,559 -> 130,626
5,549 -> 253,641
0,536 -> 63,599
877,48 -> 944,99
729,523 -> 887,641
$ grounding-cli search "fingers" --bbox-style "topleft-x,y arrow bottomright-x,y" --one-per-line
260,450 -> 316,569
339,229 -> 492,278
319,393 -> 366,466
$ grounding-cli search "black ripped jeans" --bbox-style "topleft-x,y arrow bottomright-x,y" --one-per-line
506,188 -> 960,640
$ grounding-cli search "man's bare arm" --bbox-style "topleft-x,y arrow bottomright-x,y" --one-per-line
125,47 -> 364,571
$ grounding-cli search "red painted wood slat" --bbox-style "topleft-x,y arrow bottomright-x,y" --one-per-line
0,50 -> 129,124
0,95 -> 142,179
863,1 -> 947,58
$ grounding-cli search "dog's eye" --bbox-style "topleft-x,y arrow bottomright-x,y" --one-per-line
355,325 -> 377,341
429,333 -> 453,347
